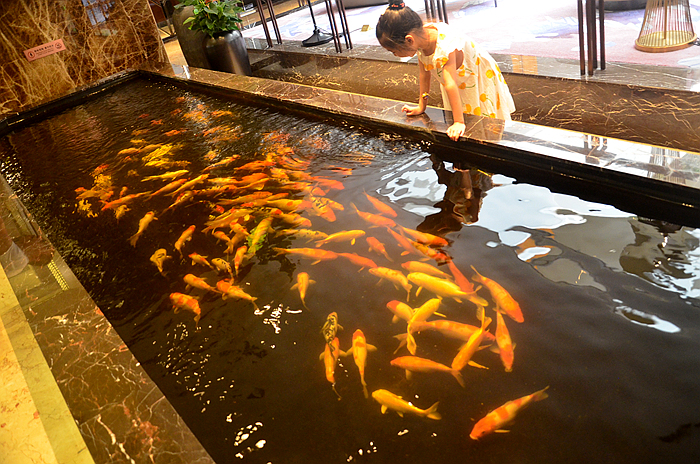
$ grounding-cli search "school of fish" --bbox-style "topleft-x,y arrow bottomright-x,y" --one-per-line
75,105 -> 547,443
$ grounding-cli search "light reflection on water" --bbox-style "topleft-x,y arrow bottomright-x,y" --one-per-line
2,79 -> 700,463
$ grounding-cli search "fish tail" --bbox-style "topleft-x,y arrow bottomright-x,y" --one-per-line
128,233 -> 140,247
406,332 -> 417,355
531,386 -> 550,402
332,383 -> 342,401
362,384 -> 369,399
451,369 -> 466,388
425,402 -> 441,420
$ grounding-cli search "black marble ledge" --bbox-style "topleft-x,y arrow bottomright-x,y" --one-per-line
0,174 -> 214,464
140,62 -> 700,225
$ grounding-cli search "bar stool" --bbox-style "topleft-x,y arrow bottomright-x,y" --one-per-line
635,0 -> 697,52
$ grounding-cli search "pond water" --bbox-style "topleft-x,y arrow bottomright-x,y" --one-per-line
1,79 -> 700,463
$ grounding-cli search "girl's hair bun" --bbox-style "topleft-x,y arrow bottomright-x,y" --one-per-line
387,0 -> 405,10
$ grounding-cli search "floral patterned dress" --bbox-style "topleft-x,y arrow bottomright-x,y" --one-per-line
417,22 -> 515,121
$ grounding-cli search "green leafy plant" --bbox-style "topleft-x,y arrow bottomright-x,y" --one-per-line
176,0 -> 245,38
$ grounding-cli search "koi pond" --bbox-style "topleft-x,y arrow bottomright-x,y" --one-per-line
2,78 -> 700,463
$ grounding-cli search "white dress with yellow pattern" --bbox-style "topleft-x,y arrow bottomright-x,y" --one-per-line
417,22 -> 515,121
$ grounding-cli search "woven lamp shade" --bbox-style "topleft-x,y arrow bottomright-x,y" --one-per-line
635,0 -> 697,52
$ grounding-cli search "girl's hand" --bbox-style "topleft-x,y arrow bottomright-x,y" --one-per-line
402,104 -> 425,116
447,122 -> 466,141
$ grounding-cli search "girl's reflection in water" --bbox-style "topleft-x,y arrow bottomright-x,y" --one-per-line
418,155 -> 494,235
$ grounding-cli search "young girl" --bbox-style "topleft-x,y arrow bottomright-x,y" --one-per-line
376,0 -> 515,141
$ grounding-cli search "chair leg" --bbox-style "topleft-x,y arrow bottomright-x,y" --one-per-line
494,0 -> 497,6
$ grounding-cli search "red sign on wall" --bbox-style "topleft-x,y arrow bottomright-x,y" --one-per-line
24,39 -> 66,62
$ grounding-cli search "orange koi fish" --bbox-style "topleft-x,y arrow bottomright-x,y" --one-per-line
118,147 -> 141,156
400,226 -> 448,247
366,236 -> 392,261
471,266 -> 524,323
169,292 -> 201,326
114,205 -> 129,220
272,247 -> 339,265
233,245 -> 247,274
343,329 -> 377,398
189,253 -> 213,269
174,225 -> 195,257
446,260 -> 476,293
272,211 -> 312,228
371,389 -> 441,420
363,192 -> 397,217
147,178 -> 187,199
212,230 -> 231,243
161,190 -> 195,214
183,274 -> 220,294
128,211 -> 157,247
290,271 -> 315,309
386,300 -> 414,323
164,129 -> 186,136
495,311 -> 514,372
411,241 -> 451,263
170,174 -> 209,197
410,320 -> 496,344
337,253 -> 378,271
451,314 -> 491,371
216,280 -> 258,309
315,230 -> 366,247
100,191 -> 151,212
150,248 -> 170,274
401,261 -> 451,279
386,227 -> 420,257
309,196 -> 336,222
319,336 -> 343,400
142,170 -> 189,182
368,267 -> 412,301
265,199 -> 307,212
202,155 -> 240,172
469,387 -> 549,440
351,203 -> 396,228
391,355 -> 465,388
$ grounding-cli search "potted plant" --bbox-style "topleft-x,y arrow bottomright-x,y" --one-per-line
175,0 -> 252,76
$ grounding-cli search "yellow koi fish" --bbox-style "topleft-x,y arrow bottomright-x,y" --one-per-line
407,272 -> 475,303
216,280 -> 258,310
368,267 -> 412,301
183,274 -> 220,294
386,300 -> 414,323
273,247 -> 338,265
174,225 -> 196,257
363,192 -> 397,217
401,261 -> 451,279
169,292 -> 201,326
128,211 -> 157,247
319,336 -> 343,400
315,229 -> 366,247
290,271 -> 315,309
495,311 -> 515,372
469,387 -> 549,440
451,314 -> 491,371
366,236 -> 392,261
189,253 -> 214,269
141,170 -> 189,182
150,248 -> 171,274
399,226 -> 448,247
406,297 -> 443,355
371,389 -> 441,420
390,355 -> 465,388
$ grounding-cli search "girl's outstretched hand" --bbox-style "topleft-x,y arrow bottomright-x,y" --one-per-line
402,104 -> 425,116
447,122 -> 466,141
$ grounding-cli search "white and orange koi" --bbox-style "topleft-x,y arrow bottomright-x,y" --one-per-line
386,300 -> 414,323
342,329 -> 377,398
290,271 -> 315,309
321,312 -> 343,350
233,245 -> 247,274
471,266 -> 524,323
391,355 -> 465,388
211,258 -> 233,278
401,261 -> 451,279
169,292 -> 201,326
174,225 -> 195,257
469,387 -> 549,440
371,389 -> 441,420
212,230 -> 231,243
128,211 -> 156,246
368,267 -> 412,301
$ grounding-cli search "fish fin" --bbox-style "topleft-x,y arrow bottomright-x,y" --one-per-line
391,315 -> 399,323
351,238 -> 356,245
475,305 -> 485,322
311,260 -> 321,265
396,411 -> 404,418
366,344 -> 378,352
494,429 -> 510,433
400,251 -> 409,256
393,338 -> 407,355
467,360 -> 489,369
451,369 -> 466,388
381,405 -> 388,414
362,385 -> 369,399
290,283 -> 299,290
453,298 -> 463,303
221,294 -> 228,300
434,311 -> 447,318
407,332 -> 417,355
337,324 -> 344,331
341,347 -> 353,357
309,279 -> 316,285
319,352 -> 325,360
405,370 -> 412,381
532,386 -> 550,402
426,402 -> 441,420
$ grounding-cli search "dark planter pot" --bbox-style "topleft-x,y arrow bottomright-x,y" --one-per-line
204,31 -> 252,76
172,5 -> 210,69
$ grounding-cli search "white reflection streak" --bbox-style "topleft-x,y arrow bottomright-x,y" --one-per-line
613,303 -> 681,334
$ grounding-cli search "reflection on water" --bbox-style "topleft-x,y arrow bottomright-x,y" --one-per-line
2,80 -> 700,462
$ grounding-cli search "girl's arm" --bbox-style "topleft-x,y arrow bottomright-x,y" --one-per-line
402,61 -> 431,116
441,51 -> 466,141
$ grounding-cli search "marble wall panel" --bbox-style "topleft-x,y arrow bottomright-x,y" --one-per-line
0,0 -> 167,116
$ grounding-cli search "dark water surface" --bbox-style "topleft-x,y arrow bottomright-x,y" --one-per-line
2,80 -> 700,463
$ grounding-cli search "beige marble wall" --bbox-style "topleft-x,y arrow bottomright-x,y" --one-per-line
0,0 -> 167,116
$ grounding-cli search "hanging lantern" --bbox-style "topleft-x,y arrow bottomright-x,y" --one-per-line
635,0 -> 697,52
